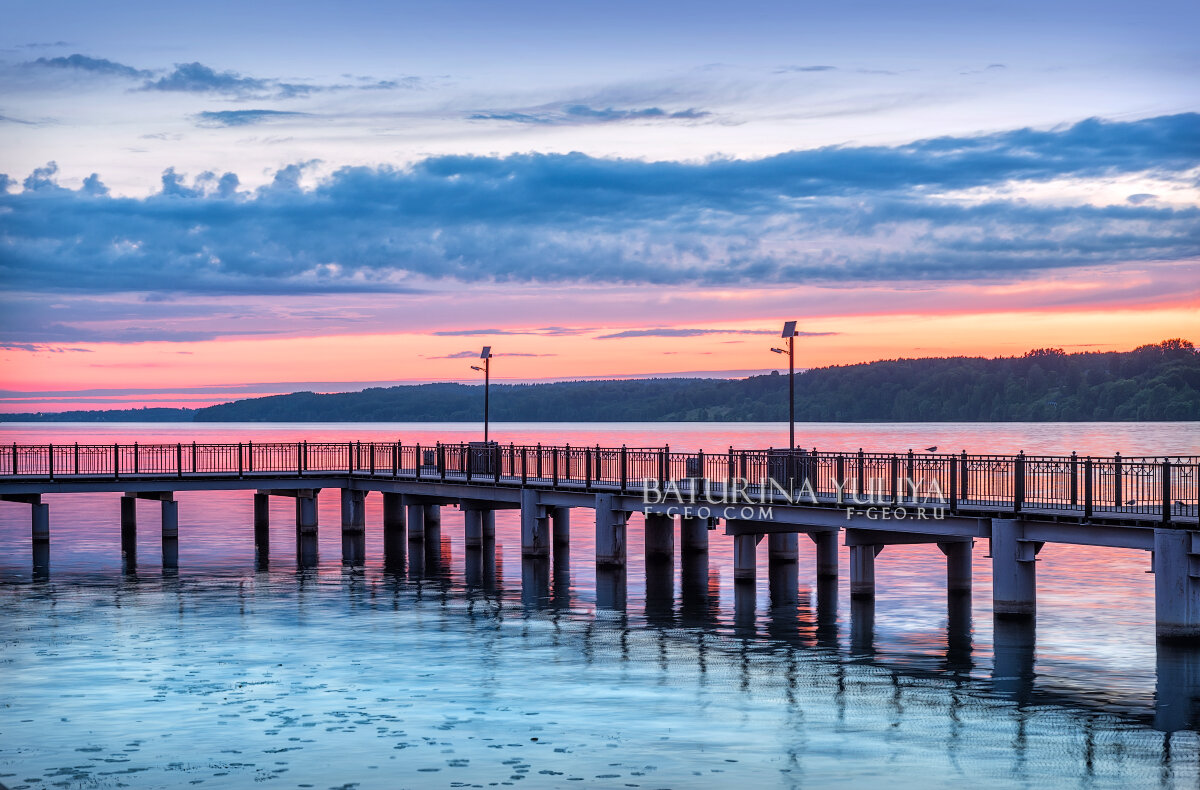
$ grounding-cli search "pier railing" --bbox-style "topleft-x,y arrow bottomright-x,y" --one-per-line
2,442 -> 1196,524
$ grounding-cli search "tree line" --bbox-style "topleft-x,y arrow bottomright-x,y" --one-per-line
5,339 -> 1197,423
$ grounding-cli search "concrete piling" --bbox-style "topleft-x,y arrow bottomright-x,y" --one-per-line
733,533 -> 758,580
594,493 -> 626,566
991,518 -> 1036,617
520,488 -> 549,557
644,513 -> 674,562
680,515 -> 708,554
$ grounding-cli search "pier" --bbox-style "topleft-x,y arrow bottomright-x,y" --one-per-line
2,440 -> 1198,642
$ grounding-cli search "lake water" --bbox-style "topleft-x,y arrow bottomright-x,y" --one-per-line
2,422 -> 1198,789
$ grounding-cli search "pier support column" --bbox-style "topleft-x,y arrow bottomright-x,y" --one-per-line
940,539 -> 973,594
680,516 -> 709,554
31,498 -> 49,576
120,495 -> 137,560
733,533 -> 758,580
767,532 -> 798,563
464,508 -> 484,548
551,507 -> 570,549
849,543 -> 881,598
341,489 -> 366,566
482,509 -> 496,541
296,494 -> 318,567
254,493 -> 270,554
341,489 -> 366,532
594,493 -> 627,567
521,488 -> 550,557
991,518 -> 1037,617
644,513 -> 674,562
423,504 -> 441,542
812,531 -> 839,578
1155,529 -> 1200,642
161,499 -> 179,569
406,502 -> 425,541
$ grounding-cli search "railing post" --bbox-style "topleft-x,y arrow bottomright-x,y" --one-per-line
1084,456 -> 1093,519
1114,452 -> 1123,508
949,455 -> 958,512
348,441 -> 354,475
297,441 -> 303,477
595,444 -> 602,481
48,443 -> 54,481
890,454 -> 898,504
1070,451 -> 1079,507
393,442 -> 400,478
465,443 -> 473,480
238,442 -> 244,478
177,443 -> 182,479
494,444 -> 501,483
857,448 -> 865,497
960,451 -> 968,502
370,443 -> 376,476
552,447 -> 559,487
536,443 -> 543,479
620,445 -> 628,491
11,442 -> 17,476
522,446 -> 528,485
415,443 -> 422,480
836,454 -> 846,505
133,442 -> 139,475
1014,451 -> 1024,513
191,442 -> 197,474
438,442 -> 446,480
114,443 -> 120,480
906,449 -> 915,501
585,447 -> 592,490
1162,457 -> 1172,525
727,447 -> 735,488
248,440 -> 254,473
303,441 -> 308,474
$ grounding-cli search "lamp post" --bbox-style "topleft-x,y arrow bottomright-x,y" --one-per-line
470,346 -> 493,443
770,321 -> 797,449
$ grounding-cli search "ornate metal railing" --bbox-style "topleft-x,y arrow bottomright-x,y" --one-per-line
1,442 -> 1196,524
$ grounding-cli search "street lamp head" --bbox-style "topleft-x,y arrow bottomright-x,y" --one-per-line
770,347 -> 786,354
480,346 -> 492,359
470,365 -> 484,371
781,320 -> 797,339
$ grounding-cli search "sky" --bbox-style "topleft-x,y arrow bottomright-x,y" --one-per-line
1,0 -> 1198,412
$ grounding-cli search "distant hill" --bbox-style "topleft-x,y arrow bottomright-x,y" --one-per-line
4,340 -> 1198,423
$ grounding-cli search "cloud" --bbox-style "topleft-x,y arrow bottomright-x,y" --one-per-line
29,54 -> 150,79
194,109 -> 313,127
470,104 -> 710,125
774,65 -> 837,74
596,328 -> 835,339
141,62 -> 301,97
1,113 -> 1197,296
0,112 -> 36,125
432,327 -> 586,336
427,350 -> 484,359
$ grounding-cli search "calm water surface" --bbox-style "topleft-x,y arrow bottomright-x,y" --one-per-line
2,422 -> 1198,789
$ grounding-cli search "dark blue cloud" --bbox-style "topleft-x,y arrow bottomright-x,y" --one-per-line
195,109 -> 312,127
773,65 -> 837,73
1,114 -> 1196,296
140,62 -> 302,97
29,54 -> 150,78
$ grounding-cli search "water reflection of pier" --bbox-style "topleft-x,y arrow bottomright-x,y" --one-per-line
365,517 -> 1200,736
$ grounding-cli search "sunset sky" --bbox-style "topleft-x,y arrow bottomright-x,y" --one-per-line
1,0 -> 1197,412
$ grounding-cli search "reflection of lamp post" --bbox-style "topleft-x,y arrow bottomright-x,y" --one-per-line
470,346 -> 493,443
771,321 -> 797,449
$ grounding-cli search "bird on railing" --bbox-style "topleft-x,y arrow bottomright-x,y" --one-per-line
925,446 -> 938,452
1125,498 -> 1136,505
